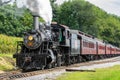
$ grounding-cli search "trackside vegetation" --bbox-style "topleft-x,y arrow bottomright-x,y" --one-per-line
0,34 -> 19,71
57,65 -> 120,80
0,54 -> 15,71
0,34 -> 22,54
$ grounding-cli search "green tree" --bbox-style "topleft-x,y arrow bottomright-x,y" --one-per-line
53,0 -> 120,47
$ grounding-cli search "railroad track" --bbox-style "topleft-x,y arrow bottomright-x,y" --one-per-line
0,56 -> 120,80
0,67 -> 65,80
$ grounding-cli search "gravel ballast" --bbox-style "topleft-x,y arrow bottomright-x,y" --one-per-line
16,57 -> 120,80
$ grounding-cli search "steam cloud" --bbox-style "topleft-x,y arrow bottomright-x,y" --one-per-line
0,0 -> 12,6
0,0 -> 53,24
16,0 -> 53,24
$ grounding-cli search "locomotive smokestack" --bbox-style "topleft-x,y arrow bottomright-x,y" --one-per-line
33,16 -> 39,30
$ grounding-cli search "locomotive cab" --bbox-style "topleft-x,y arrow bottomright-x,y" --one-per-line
51,22 -> 71,46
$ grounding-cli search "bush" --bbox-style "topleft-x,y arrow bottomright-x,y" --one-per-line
0,34 -> 22,54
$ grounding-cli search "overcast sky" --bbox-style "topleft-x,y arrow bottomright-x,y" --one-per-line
56,0 -> 120,16
2,0 -> 120,16
86,0 -> 120,16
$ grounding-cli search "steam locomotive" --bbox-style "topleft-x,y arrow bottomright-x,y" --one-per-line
13,16 -> 120,71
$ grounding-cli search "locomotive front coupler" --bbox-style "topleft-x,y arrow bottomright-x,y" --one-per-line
24,56 -> 32,62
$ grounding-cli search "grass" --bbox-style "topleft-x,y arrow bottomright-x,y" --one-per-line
0,53 -> 15,71
57,65 -> 120,80
0,34 -> 22,54
0,34 -> 21,71
0,53 -> 13,57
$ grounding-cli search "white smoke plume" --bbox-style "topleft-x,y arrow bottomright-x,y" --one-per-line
16,0 -> 53,24
0,0 -> 12,6
0,0 -> 53,24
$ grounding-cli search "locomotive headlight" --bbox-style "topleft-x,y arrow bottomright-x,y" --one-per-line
28,35 -> 33,41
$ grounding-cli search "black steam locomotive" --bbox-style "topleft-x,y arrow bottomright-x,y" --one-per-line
13,16 -> 76,70
13,16 -> 120,71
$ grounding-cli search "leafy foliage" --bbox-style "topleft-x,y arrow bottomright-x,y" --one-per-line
52,0 -> 120,47
0,5 -> 33,37
0,34 -> 22,53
